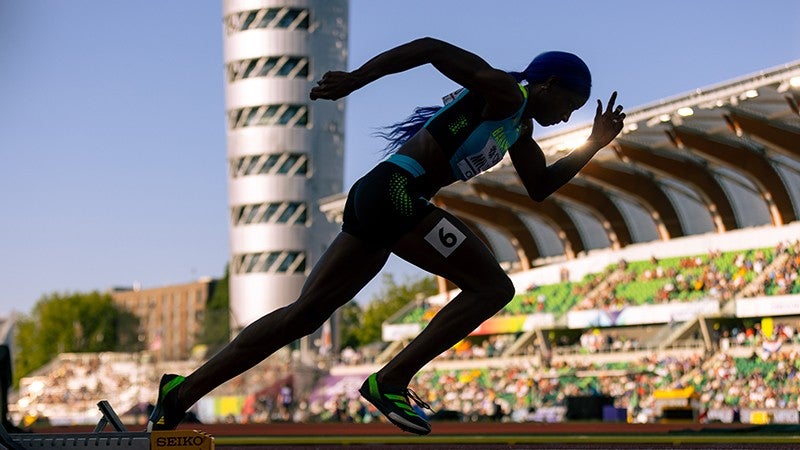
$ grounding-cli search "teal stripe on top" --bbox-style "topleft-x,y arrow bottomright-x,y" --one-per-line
386,154 -> 425,178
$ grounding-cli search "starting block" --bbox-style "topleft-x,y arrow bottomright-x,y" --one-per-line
0,401 -> 213,450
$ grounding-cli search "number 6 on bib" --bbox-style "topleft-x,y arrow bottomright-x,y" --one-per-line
424,218 -> 466,258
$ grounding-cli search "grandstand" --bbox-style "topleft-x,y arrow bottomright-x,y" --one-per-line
317,236 -> 800,424
18,250 -> 800,427
10,61 -> 800,428
9,351 -> 293,426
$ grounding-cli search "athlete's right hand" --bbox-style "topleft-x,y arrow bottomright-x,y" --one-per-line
309,71 -> 361,101
588,91 -> 625,147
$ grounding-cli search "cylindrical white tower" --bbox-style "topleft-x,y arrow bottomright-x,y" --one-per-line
222,0 -> 348,330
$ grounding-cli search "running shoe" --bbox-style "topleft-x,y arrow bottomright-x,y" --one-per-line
146,374 -> 186,431
358,373 -> 432,435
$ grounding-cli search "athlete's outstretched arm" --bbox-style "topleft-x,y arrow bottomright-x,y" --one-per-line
508,92 -> 626,202
309,37 -> 521,116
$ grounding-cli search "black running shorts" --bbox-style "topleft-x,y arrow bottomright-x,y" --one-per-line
342,157 -> 437,247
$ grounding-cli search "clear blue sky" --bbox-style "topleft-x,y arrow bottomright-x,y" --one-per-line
1,1 -> 798,317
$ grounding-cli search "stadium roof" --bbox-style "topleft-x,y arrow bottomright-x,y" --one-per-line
321,61 -> 800,272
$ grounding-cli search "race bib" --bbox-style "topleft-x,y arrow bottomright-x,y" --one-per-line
456,137 -> 504,180
442,88 -> 465,105
424,218 -> 466,258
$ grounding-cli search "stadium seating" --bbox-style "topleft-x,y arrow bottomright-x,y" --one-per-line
12,241 -> 800,426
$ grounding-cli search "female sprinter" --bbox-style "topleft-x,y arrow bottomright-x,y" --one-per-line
148,37 -> 625,435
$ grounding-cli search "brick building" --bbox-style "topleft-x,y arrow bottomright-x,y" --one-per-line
110,278 -> 215,361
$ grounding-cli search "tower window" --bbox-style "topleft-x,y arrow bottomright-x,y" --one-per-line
229,153 -> 308,178
225,8 -> 309,34
232,251 -> 307,274
231,202 -> 308,226
228,105 -> 308,129
227,56 -> 310,82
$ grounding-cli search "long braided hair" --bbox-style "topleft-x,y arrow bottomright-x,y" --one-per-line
374,51 -> 592,154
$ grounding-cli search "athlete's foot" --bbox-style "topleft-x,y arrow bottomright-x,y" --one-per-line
359,373 -> 432,435
146,374 -> 188,431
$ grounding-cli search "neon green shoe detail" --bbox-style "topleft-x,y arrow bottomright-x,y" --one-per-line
359,373 -> 432,435
146,374 -> 187,431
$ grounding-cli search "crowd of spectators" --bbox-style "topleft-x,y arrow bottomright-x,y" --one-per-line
392,243 -> 797,327
294,344 -> 800,425
436,335 -> 517,360
15,353 -> 153,425
744,240 -> 800,297
577,329 -> 641,354
691,351 -> 800,413
14,327 -> 800,426
571,247 -> 774,311
12,242 -> 800,427
290,314 -> 800,425
12,352 -> 291,426
284,352 -> 706,424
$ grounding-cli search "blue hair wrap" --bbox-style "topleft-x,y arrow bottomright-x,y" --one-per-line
508,51 -> 592,102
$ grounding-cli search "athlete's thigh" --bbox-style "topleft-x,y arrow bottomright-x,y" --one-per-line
390,207 -> 506,292
298,232 -> 391,304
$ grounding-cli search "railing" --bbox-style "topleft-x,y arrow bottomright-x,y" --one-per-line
550,341 -> 707,366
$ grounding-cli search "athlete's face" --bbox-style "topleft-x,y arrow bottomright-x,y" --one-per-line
530,82 -> 588,127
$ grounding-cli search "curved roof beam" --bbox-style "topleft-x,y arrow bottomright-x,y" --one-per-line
725,106 -> 800,158
671,125 -> 797,225
555,182 -> 633,249
614,139 -> 738,232
460,217 -> 492,252
471,181 -> 585,259
434,192 -> 540,269
579,161 -> 685,240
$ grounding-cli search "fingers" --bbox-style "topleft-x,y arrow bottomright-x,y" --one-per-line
310,71 -> 351,100
309,86 -> 332,100
605,92 -> 625,124
593,91 -> 625,131
605,91 -> 617,114
612,92 -> 625,125
310,72 -> 337,100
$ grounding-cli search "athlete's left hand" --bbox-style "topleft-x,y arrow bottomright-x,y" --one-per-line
310,71 -> 361,101
588,91 -> 625,147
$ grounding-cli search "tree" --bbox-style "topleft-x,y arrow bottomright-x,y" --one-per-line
339,274 -> 437,349
14,291 -> 140,384
337,300 -> 363,350
201,265 -> 230,353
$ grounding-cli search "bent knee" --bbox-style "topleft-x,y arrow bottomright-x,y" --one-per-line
495,276 -> 516,304
475,274 -> 515,308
